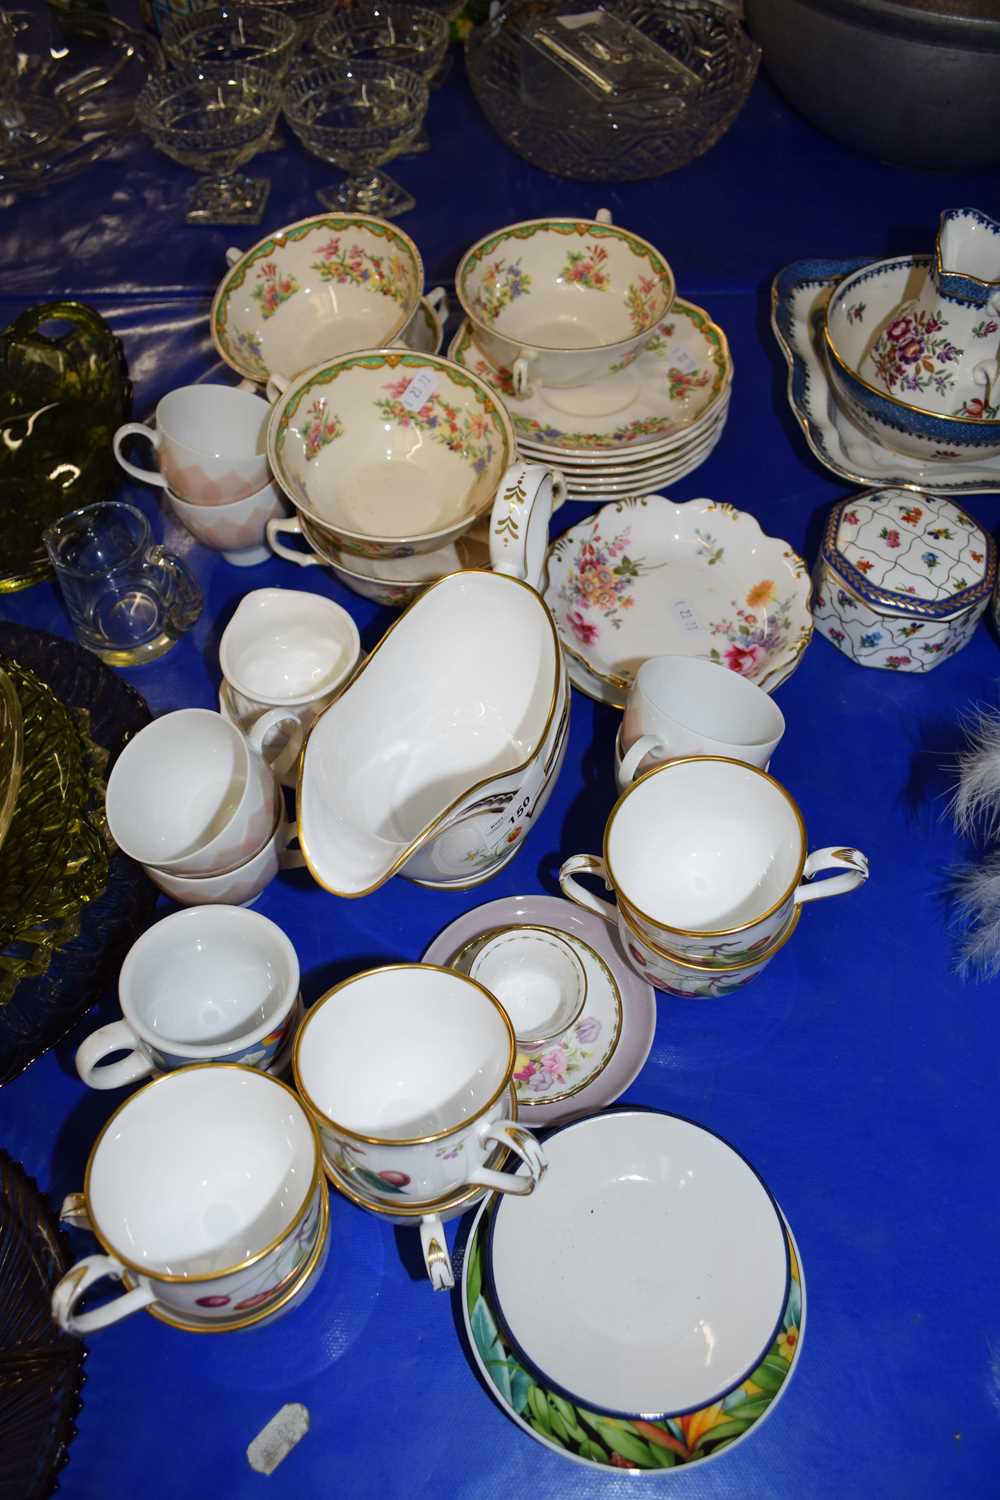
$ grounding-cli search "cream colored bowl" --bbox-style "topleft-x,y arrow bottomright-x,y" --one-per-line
211,214 -> 423,384
266,351 -> 516,561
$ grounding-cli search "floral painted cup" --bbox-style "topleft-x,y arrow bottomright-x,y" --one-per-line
212,213 -> 424,385
617,901 -> 801,996
456,215 -> 675,394
75,906 -> 302,1089
113,385 -> 271,504
51,1065 -> 325,1335
559,757 -> 869,964
292,964 -> 547,1205
265,349 -> 516,561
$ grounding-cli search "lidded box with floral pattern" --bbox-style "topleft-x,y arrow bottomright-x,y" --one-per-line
811,488 -> 995,672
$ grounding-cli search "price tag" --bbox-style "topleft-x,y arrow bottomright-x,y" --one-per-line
400,369 -> 438,412
671,349 -> 698,374
672,598 -> 704,636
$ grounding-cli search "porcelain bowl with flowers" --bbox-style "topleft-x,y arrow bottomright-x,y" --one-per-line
266,351 -> 516,561
211,213 -> 423,384
824,255 -> 1000,463
456,217 -> 675,391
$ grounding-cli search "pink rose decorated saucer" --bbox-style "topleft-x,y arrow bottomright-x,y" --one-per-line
544,496 -> 813,708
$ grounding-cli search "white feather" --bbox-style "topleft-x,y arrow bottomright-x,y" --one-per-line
952,855 -> 1000,976
950,706 -> 1000,840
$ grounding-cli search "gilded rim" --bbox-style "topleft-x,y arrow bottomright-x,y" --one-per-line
296,569 -> 563,899
132,1186 -> 330,1334
82,1063 -> 323,1284
448,925 -> 624,1106
823,254 -> 1000,428
618,894 -> 802,973
292,963 -> 517,1145
322,1093 -> 517,1216
267,350 -> 516,550
210,213 -> 424,382
465,923 -> 588,1045
456,217 -> 675,352
603,756 -> 809,940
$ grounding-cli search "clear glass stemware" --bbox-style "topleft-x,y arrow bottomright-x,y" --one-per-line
161,6 -> 300,152
136,61 -> 281,226
282,60 -> 428,218
313,4 -> 448,152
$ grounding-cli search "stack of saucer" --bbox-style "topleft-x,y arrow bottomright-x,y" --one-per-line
448,299 -> 733,497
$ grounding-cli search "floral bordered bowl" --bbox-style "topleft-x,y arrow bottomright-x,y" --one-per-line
211,214 -> 424,384
455,217 -> 675,391
544,496 -> 813,699
811,487 -> 996,672
265,351 -> 516,560
823,255 -> 1000,463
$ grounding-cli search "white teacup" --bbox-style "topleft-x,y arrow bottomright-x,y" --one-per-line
143,810 -> 304,907
618,656 -> 786,789
168,476 -> 288,567
51,1066 -> 325,1335
105,708 -> 277,877
560,757 -> 869,964
293,964 -> 547,1205
218,588 -> 361,782
113,385 -> 271,504
470,927 -> 587,1045
75,906 -> 302,1089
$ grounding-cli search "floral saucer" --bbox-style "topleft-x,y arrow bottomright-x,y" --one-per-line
447,299 -> 732,457
446,925 -> 624,1110
547,420 -> 726,495
536,397 -> 730,478
462,1192 -> 805,1472
421,894 -> 655,1127
544,497 -> 813,704
771,258 -> 1000,495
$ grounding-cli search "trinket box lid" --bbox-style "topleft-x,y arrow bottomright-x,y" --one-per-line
821,487 -> 996,620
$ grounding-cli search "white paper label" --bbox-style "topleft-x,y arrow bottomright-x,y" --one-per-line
556,11 -> 604,28
400,369 -> 438,412
671,349 -> 698,374
672,598 -> 704,636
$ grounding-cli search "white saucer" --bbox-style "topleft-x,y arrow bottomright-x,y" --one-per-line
771,257 -> 1000,494
421,894 -> 656,1126
448,300 -> 732,459
445,925 -> 624,1111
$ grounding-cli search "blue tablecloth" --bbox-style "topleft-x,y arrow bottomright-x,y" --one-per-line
2,18 -> 999,1498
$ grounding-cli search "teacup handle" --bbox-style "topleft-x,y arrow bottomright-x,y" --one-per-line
75,1020 -> 153,1091
60,1192 -> 92,1231
52,1254 -> 157,1336
418,1214 -> 454,1292
489,461 -> 566,594
113,421 -> 166,488
245,709 -> 305,779
617,734 -> 666,789
467,1120 -> 547,1196
267,516 -> 321,568
794,846 -> 869,905
238,374 -> 286,403
425,285 -> 449,321
226,246 -> 242,268
558,853 -> 618,926
512,354 -> 535,399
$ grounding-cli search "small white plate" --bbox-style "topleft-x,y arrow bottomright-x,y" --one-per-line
545,496 -> 812,701
771,257 -> 1000,494
447,926 -> 624,1109
485,1110 -> 789,1419
421,894 -> 655,1127
448,300 -> 732,458
517,397 -> 730,476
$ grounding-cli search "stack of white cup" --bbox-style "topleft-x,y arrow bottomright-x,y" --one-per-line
113,384 -> 287,567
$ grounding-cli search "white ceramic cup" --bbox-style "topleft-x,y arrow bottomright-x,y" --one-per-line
75,906 -> 301,1089
143,811 -> 304,907
293,964 -> 547,1205
51,1065 -> 325,1335
470,926 -> 587,1044
167,476 -> 288,567
617,656 -> 786,789
560,756 -> 869,964
113,385 -> 271,504
218,588 -> 361,781
105,708 -> 278,877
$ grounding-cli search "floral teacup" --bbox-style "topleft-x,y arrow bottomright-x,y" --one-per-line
456,215 -> 675,395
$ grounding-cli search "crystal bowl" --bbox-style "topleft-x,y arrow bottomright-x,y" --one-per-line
314,4 -> 449,80
162,8 -> 300,75
465,0 -> 759,183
